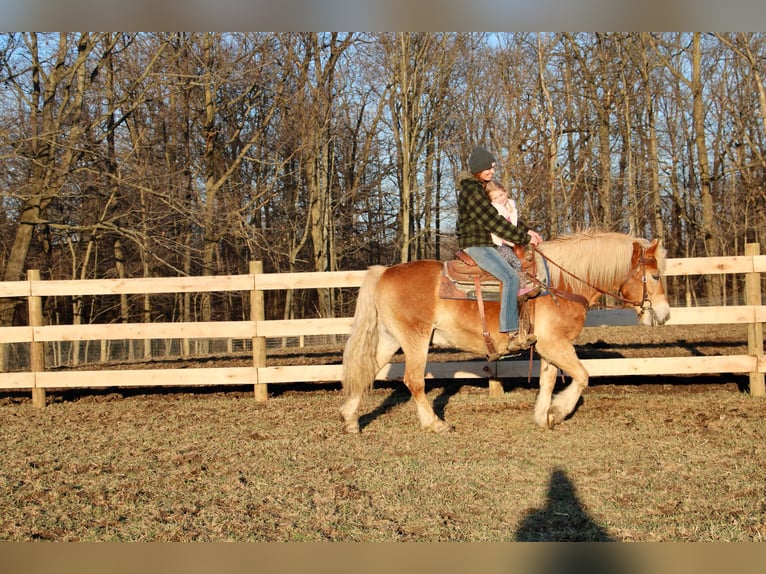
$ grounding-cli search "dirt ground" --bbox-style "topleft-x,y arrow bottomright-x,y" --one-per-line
0,322 -> 763,542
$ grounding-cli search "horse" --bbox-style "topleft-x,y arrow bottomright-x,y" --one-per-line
339,229 -> 670,433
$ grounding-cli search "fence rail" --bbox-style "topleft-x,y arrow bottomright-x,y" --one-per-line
1,248 -> 764,407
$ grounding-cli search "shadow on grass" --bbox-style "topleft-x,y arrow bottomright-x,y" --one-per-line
357,386 -> 411,431
356,381 -> 464,432
516,467 -> 614,542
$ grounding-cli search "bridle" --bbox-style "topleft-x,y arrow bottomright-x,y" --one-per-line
532,243 -> 663,323
616,249 -> 662,324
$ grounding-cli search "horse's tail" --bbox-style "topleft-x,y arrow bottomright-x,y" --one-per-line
342,265 -> 387,398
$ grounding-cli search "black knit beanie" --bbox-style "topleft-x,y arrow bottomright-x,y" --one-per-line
468,146 -> 496,173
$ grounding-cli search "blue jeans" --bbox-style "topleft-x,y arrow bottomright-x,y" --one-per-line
464,245 -> 520,333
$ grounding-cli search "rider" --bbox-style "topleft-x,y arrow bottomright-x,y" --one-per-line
486,179 -> 539,298
456,146 -> 543,354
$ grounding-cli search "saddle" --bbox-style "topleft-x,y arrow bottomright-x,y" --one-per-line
440,251 -> 501,301
439,247 -> 537,358
440,246 -> 535,301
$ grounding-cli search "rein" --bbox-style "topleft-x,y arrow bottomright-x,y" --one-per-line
532,244 -> 658,321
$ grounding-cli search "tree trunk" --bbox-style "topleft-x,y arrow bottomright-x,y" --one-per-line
639,34 -> 664,242
692,33 -> 721,303
537,35 -> 560,236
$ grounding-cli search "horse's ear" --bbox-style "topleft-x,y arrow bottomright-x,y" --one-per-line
631,241 -> 642,266
646,238 -> 660,257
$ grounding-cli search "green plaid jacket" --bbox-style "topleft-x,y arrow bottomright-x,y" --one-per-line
456,172 -> 530,249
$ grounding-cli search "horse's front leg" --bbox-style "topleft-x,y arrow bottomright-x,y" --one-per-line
533,332 -> 590,428
403,356 -> 452,433
534,357 -> 558,428
544,345 -> 590,429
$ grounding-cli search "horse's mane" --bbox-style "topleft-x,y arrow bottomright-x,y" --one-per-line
535,228 -> 666,291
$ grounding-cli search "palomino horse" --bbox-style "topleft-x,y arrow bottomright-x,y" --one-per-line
340,229 -> 670,433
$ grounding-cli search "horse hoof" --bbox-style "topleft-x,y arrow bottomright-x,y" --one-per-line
343,422 -> 360,434
546,417 -> 556,430
429,420 -> 453,433
546,409 -> 562,430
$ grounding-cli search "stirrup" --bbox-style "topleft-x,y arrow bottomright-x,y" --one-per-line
506,331 -> 536,353
486,350 -> 523,362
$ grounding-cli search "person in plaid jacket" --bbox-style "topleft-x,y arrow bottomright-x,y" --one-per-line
456,146 -> 543,354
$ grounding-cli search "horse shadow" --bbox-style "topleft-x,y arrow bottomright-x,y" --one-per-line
515,467 -> 614,542
357,385 -> 409,431
357,381 -> 462,432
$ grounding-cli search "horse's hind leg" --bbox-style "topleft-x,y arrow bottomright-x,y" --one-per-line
340,331 -> 400,434
339,395 -> 363,434
401,340 -> 452,433
405,369 -> 452,433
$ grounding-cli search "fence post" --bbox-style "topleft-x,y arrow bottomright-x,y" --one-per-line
745,243 -> 764,397
251,260 -> 268,402
28,269 -> 46,408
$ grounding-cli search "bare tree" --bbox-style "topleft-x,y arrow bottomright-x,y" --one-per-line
1,32 -> 764,336
561,33 -> 618,227
714,32 -> 766,247
381,33 -> 461,262
0,33 -> 98,326
275,33 -> 356,319
638,33 -> 665,243
650,33 -> 720,302
535,33 -> 564,235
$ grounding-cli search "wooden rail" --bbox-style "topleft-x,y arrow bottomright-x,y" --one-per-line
0,247 -> 764,407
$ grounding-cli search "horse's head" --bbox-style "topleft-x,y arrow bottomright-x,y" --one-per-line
619,239 -> 670,326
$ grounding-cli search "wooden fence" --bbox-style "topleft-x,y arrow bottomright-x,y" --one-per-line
1,246 -> 764,408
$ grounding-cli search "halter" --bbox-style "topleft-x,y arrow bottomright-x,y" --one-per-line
616,249 -> 661,324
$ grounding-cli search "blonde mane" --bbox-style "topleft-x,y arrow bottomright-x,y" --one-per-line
535,229 -> 666,292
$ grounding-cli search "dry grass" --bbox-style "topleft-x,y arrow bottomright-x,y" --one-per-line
1,377 -> 764,541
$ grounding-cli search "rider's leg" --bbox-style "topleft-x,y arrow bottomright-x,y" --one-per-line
464,246 -> 536,352
464,246 -> 518,331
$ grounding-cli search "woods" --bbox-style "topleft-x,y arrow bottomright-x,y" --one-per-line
1,32 -> 765,328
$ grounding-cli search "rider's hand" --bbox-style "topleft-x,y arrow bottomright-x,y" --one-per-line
527,230 -> 543,247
